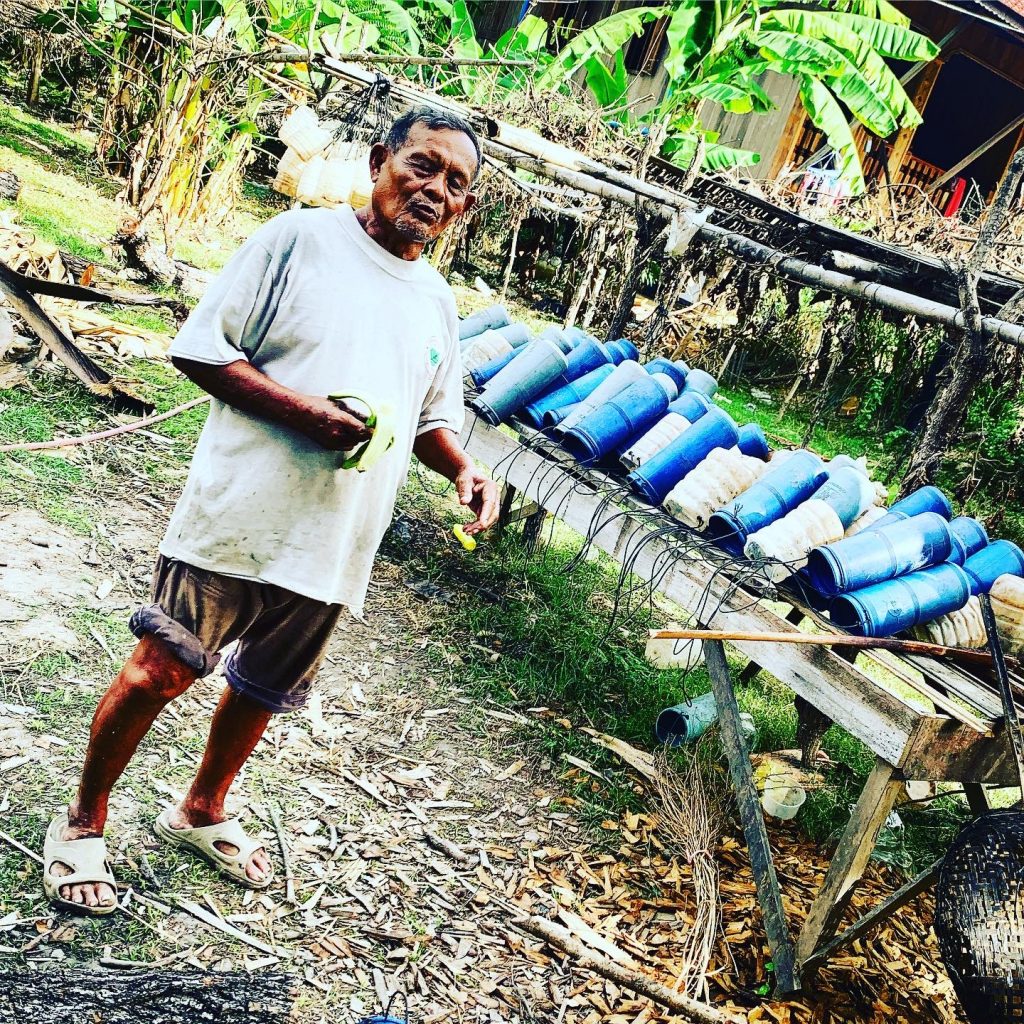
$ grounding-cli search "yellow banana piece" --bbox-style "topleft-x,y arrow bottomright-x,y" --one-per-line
453,524 -> 477,551
328,391 -> 397,472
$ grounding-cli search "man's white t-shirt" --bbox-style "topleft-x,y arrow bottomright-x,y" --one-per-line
160,205 -> 464,613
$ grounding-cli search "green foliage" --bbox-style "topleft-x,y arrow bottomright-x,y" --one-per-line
649,0 -> 937,188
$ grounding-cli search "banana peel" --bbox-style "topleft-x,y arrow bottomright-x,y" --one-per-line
328,391 -> 396,472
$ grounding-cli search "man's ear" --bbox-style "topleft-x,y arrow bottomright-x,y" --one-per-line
368,143 -> 389,182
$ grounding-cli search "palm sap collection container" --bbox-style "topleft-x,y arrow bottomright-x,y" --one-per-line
991,574 -> 1024,656
961,540 -> 1024,595
626,406 -> 740,505
914,596 -> 988,649
804,511 -> 955,598
461,329 -> 512,375
471,339 -> 568,427
620,392 -> 716,470
556,360 -> 648,433
706,450 -> 828,555
561,375 -> 670,465
868,485 -> 953,531
620,413 -> 694,471
663,446 -> 771,529
459,304 -> 511,341
645,358 -> 688,393
519,364 -> 614,430
682,368 -> 718,397
830,561 -> 973,638
744,466 -> 877,582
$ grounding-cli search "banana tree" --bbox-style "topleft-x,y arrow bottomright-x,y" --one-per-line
536,0 -> 938,191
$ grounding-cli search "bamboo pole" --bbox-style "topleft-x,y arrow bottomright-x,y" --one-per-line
256,47 -> 533,69
650,627 -> 1015,672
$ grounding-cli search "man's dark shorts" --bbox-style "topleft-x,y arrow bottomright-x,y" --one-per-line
128,556 -> 343,714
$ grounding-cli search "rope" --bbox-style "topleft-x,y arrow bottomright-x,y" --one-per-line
0,396 -> 210,453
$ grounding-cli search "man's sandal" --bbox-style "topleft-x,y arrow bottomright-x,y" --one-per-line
42,813 -> 119,916
153,808 -> 274,890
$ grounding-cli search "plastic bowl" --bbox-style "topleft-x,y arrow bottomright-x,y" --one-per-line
761,782 -> 807,820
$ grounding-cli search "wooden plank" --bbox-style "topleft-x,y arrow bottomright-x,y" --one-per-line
799,859 -> 940,973
794,758 -> 905,967
462,415 -> 923,765
964,783 -> 990,815
705,639 -> 799,994
902,653 -> 1003,719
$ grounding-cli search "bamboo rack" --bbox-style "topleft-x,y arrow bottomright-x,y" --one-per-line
308,55 -> 1024,347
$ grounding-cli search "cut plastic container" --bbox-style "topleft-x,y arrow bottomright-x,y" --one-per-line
962,540 -> 1024,596
470,347 -> 519,389
915,595 -> 987,650
805,511 -> 954,598
671,391 -> 711,424
520,364 -> 615,431
991,573 -> 1024,656
279,106 -> 333,161
761,782 -> 807,820
620,412 -> 693,472
461,329 -> 512,375
273,147 -> 308,197
682,367 -> 718,398
829,561 -> 973,638
494,322 -> 532,348
561,375 -> 670,465
557,360 -> 647,433
868,485 -> 952,531
707,450 -> 827,554
459,304 -> 511,341
664,447 -> 770,530
627,406 -> 739,506
737,423 -> 771,461
948,517 -> 989,564
605,338 -> 639,363
645,358 -> 687,393
471,339 -> 568,426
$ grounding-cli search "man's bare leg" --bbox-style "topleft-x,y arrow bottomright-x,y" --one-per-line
166,686 -> 274,883
54,635 -> 198,908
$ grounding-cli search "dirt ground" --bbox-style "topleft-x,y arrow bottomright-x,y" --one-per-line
0,469 -> 965,1024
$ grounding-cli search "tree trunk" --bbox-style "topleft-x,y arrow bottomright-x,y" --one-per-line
563,222 -> 603,328
900,270 -> 987,494
901,149 -> 1024,494
0,967 -> 295,1023
25,35 -> 43,107
607,211 -> 665,341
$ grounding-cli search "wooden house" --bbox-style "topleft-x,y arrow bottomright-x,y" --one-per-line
472,1 -> 1024,208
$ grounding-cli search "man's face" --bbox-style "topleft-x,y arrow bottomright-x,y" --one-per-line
368,123 -> 478,243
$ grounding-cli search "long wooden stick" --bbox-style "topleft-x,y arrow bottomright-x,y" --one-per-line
651,627 -> 1010,670
514,916 -> 742,1024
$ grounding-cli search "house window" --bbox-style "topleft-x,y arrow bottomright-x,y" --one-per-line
624,16 -> 669,76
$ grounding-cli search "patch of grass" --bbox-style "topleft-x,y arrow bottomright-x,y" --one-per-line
98,305 -> 177,336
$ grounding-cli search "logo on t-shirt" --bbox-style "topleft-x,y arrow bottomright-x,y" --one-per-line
428,345 -> 441,367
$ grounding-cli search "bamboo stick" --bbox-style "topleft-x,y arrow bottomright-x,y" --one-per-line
514,916 -> 742,1024
256,47 -> 533,69
651,627 -> 1014,670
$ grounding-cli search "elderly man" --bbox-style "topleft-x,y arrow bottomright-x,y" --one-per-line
42,106 -> 498,913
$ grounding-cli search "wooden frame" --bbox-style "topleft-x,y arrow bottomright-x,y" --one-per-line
462,412 -> 1019,994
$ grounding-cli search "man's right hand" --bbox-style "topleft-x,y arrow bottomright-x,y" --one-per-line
297,395 -> 374,451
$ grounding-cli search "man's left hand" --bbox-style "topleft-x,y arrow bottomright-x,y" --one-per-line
455,468 -> 499,535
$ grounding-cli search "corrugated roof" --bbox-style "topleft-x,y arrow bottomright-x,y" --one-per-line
975,0 -> 1024,33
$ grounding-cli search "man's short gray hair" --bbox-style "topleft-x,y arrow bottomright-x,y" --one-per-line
384,106 -> 482,179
